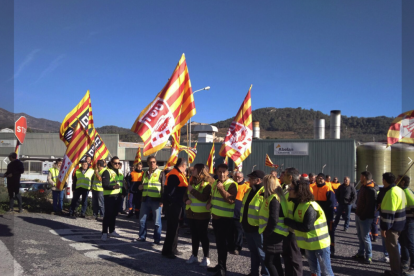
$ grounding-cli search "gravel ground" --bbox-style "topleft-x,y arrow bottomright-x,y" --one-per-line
0,211 -> 391,276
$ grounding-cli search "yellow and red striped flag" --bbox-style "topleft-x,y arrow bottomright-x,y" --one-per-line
56,121 -> 93,191
60,90 -> 94,145
131,54 -> 196,156
387,110 -> 414,147
133,147 -> 142,166
164,129 -> 181,169
265,154 -> 279,169
206,143 -> 215,174
179,142 -> 197,164
223,156 -> 228,165
59,91 -> 109,167
219,85 -> 253,166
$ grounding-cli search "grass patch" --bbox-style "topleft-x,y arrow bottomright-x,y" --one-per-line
0,185 -> 94,216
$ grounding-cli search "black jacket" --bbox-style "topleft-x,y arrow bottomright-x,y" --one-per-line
355,182 -> 377,220
284,198 -> 318,233
4,159 -> 24,188
242,183 -> 264,233
335,184 -> 356,205
163,167 -> 186,206
263,197 -> 285,253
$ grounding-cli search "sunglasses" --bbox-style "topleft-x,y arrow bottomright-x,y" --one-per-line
113,162 -> 121,165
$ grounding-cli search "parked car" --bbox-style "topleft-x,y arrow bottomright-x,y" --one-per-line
19,181 -> 35,193
28,183 -> 50,193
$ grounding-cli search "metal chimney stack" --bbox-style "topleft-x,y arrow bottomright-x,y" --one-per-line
330,110 -> 341,139
253,121 -> 260,139
314,119 -> 325,139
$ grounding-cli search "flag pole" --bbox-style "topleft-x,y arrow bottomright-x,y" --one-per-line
187,120 -> 190,165
396,161 -> 414,186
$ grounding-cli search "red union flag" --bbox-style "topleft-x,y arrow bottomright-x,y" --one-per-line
219,86 -> 253,166
131,54 -> 196,156
387,110 -> 414,147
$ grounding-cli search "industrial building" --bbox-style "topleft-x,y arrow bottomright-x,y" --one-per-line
1,109 -> 413,188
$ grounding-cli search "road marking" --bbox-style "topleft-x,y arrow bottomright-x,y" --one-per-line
0,240 -> 25,276
52,228 -> 191,262
50,229 -> 98,235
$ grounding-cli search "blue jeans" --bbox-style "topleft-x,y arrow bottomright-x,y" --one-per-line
355,215 -> 373,258
305,247 -> 334,276
244,232 -> 269,276
333,204 -> 352,230
139,197 -> 162,243
92,190 -> 104,217
400,220 -> 414,268
52,190 -> 64,213
70,188 -> 89,215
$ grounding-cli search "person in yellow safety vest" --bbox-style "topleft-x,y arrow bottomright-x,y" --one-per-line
91,160 -> 106,220
206,163 -> 238,276
284,179 -> 335,276
380,172 -> 407,276
134,155 -> 166,244
117,162 -> 128,215
69,160 -> 93,218
48,158 -> 65,215
280,167 -> 304,276
127,163 -> 144,218
101,157 -> 122,241
184,163 -> 214,267
397,175 -> 414,275
239,170 -> 269,276
259,175 -> 290,276
231,171 -> 250,255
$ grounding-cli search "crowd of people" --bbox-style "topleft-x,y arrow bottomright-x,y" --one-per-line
4,151 -> 414,276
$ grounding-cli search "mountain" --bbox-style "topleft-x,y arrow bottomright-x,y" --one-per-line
95,125 -> 141,142
212,107 -> 394,142
0,108 -> 61,133
0,107 -> 395,142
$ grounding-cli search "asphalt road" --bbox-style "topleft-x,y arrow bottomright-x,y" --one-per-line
0,212 -> 391,276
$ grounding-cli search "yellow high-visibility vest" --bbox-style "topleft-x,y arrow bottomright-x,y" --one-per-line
211,178 -> 238,218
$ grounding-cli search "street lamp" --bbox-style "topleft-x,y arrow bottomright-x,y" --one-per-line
188,86 -> 210,163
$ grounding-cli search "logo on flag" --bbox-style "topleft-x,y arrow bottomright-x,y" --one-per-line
225,122 -> 253,152
387,110 -> 414,147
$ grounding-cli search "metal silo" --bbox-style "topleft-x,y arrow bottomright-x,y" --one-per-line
391,143 -> 414,189
357,142 -> 391,185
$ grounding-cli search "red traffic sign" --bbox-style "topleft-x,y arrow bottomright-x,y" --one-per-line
15,116 -> 27,144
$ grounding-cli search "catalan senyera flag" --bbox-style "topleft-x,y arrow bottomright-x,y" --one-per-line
179,142 -> 197,164
59,91 -> 109,167
131,54 -> 196,156
133,147 -> 142,166
56,121 -> 93,191
223,156 -> 228,165
265,154 -> 279,169
387,110 -> 414,147
219,85 -> 253,166
206,143 -> 215,174
164,130 -> 181,170
60,90 -> 94,145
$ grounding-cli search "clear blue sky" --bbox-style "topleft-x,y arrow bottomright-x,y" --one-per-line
7,1 -> 409,128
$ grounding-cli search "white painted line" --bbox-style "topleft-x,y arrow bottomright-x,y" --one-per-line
0,240 -> 25,276
69,241 -> 132,251
49,229 -> 98,235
